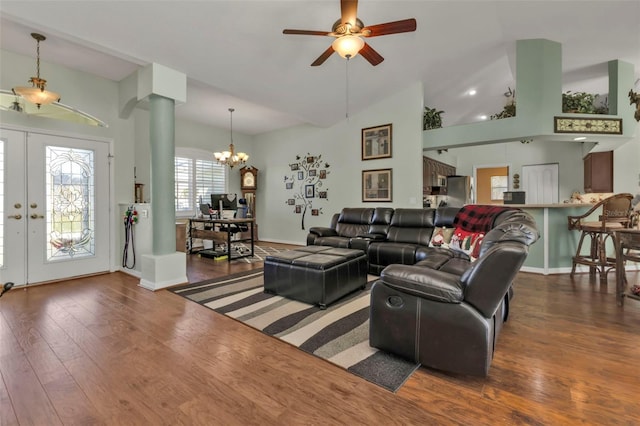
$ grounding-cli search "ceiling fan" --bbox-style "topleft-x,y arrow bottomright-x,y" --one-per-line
283,0 -> 417,66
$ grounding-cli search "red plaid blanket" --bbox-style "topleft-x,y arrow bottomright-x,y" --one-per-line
453,205 -> 517,233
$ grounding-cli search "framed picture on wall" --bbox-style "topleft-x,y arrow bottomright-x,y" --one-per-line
305,184 -> 315,198
362,123 -> 392,160
362,168 -> 392,202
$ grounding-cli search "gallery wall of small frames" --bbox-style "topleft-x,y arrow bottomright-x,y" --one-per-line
284,153 -> 330,230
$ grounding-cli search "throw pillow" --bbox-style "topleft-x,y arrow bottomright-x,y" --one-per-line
429,226 -> 455,248
449,227 -> 485,261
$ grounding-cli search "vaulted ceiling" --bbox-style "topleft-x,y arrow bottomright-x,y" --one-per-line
1,1 -> 639,135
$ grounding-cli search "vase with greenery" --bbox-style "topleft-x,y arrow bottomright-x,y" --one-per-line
562,91 -> 596,113
423,107 -> 444,130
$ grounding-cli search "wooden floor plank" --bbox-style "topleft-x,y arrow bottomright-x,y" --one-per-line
0,351 -> 63,425
0,243 -> 639,425
0,369 -> 19,426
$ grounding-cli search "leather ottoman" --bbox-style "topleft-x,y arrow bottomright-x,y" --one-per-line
264,247 -> 368,309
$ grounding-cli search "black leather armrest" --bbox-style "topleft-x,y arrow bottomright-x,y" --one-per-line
308,227 -> 338,237
355,233 -> 386,241
380,264 -> 464,303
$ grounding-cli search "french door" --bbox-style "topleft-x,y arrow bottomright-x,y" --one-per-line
0,128 -> 110,286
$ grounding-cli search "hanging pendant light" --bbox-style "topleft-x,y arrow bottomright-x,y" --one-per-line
12,33 -> 61,109
214,108 -> 249,169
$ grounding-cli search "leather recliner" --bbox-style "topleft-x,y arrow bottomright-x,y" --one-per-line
366,208 -> 458,275
306,208 -> 374,248
368,210 -> 539,376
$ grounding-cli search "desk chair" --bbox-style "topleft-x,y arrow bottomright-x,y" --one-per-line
217,210 -> 250,255
568,193 -> 633,281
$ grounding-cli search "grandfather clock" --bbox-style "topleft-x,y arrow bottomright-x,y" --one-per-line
240,166 -> 258,239
240,166 -> 257,193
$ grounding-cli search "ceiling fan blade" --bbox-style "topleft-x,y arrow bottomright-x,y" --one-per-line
283,29 -> 332,36
341,0 -> 358,26
359,43 -> 384,66
363,18 -> 417,37
311,46 -> 335,66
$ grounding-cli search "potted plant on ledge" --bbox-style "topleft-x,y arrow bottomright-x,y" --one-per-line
423,107 -> 444,130
491,87 -> 517,120
490,102 -> 516,120
562,91 -> 598,114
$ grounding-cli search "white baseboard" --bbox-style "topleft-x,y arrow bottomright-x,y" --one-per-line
521,264 -> 639,275
119,268 -> 141,278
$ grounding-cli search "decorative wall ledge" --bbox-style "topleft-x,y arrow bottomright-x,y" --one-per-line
423,39 -> 635,151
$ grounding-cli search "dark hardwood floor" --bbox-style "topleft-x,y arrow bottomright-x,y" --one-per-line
1,242 -> 639,425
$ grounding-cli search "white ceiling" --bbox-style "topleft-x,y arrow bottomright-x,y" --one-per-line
1,1 -> 639,135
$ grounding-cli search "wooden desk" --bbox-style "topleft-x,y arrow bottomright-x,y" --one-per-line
188,218 -> 255,262
614,229 -> 640,306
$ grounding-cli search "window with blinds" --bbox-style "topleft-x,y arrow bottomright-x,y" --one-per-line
175,149 -> 227,216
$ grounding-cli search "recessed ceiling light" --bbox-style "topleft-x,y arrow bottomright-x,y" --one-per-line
573,136 -> 587,141
479,115 -> 487,120
468,90 -> 477,96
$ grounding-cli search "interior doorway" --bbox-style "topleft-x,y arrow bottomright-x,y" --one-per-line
0,128 -> 111,286
474,165 -> 509,205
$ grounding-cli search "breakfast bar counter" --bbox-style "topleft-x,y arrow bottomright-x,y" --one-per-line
506,203 -> 596,275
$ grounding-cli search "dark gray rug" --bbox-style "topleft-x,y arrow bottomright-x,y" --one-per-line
170,269 -> 420,392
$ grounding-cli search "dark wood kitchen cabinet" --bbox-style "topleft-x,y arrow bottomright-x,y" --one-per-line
423,156 -> 456,195
583,151 -> 613,193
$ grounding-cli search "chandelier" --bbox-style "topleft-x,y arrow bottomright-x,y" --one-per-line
12,33 -> 61,109
214,108 -> 249,168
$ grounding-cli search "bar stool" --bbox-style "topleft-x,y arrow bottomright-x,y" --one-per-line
567,193 -> 633,281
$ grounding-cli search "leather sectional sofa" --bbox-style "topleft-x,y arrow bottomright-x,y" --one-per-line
306,206 -> 539,376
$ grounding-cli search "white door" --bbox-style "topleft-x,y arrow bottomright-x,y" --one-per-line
522,163 -> 559,204
0,128 -> 111,286
1,129 -> 27,285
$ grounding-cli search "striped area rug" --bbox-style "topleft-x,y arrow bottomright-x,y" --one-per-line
170,269 -> 420,392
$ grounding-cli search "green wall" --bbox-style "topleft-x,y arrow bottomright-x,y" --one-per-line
251,82 -> 424,245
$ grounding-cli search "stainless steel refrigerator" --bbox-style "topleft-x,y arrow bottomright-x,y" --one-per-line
446,176 -> 473,207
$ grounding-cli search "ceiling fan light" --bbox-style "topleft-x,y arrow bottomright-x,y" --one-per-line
332,35 -> 364,59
